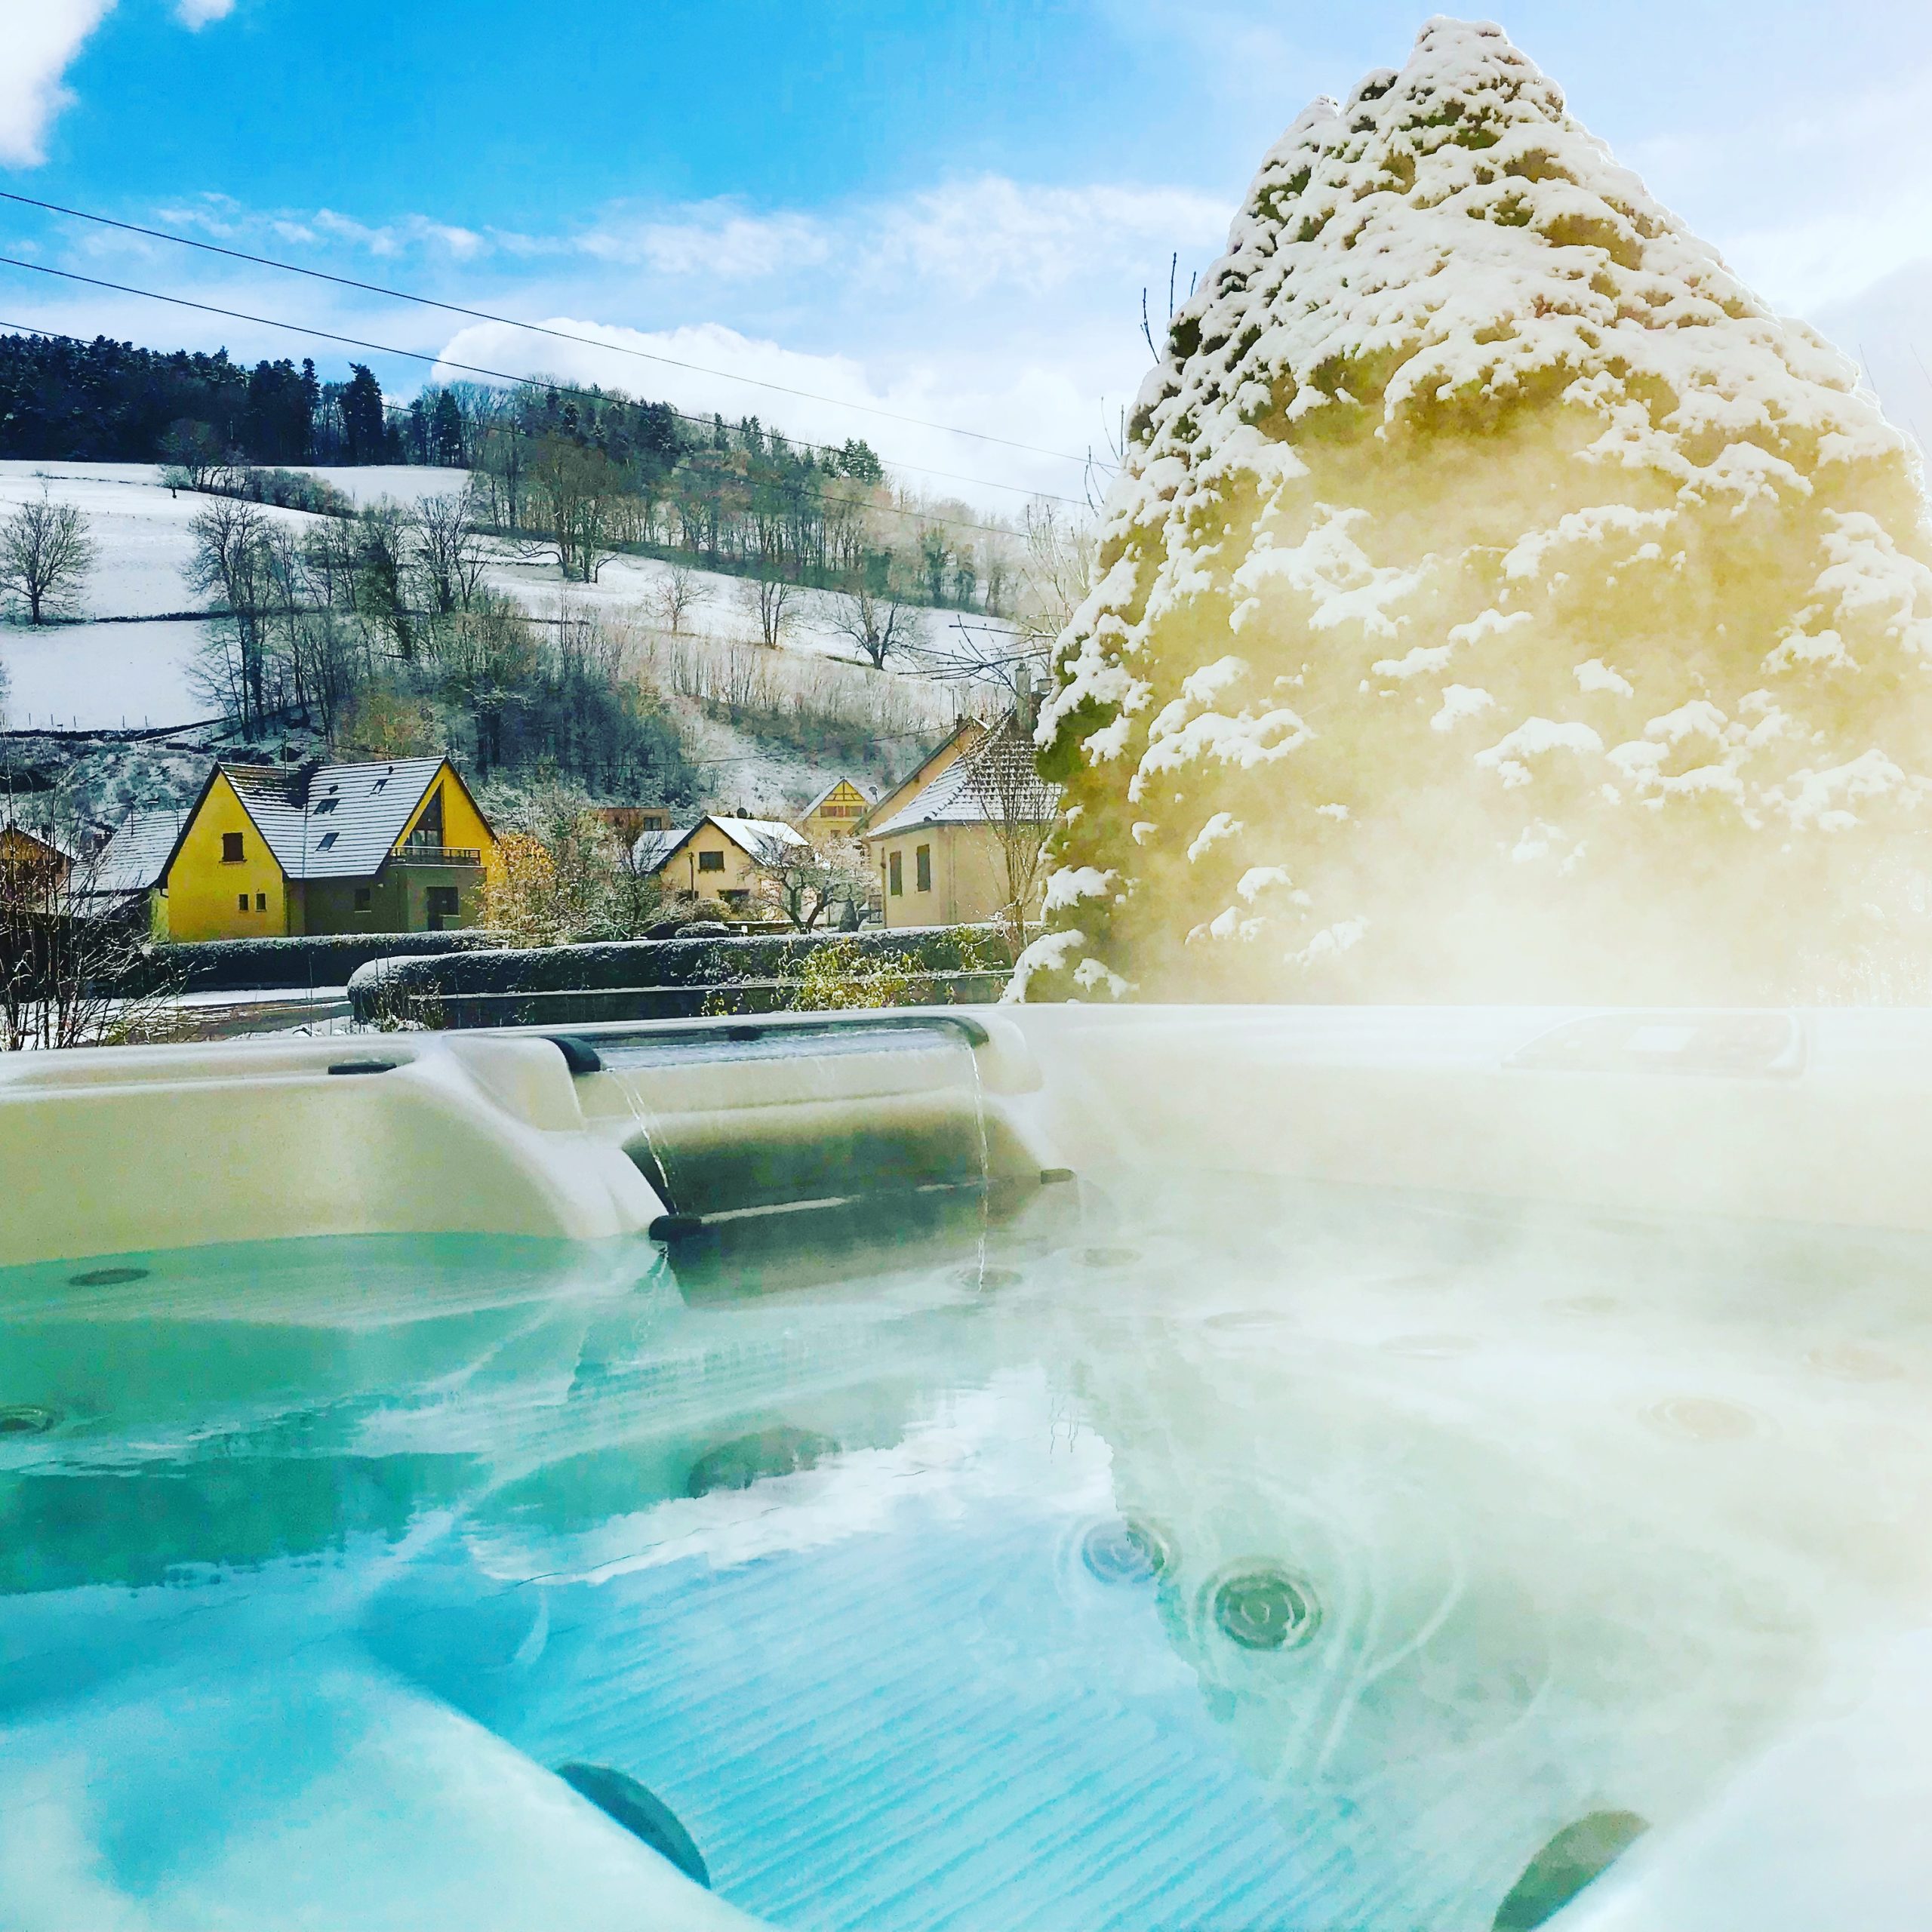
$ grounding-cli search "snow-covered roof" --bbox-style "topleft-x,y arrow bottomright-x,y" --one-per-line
865,727 -> 1060,838
85,806 -> 190,895
217,758 -> 460,881
858,716 -> 987,832
631,825 -> 693,872
715,814 -> 809,854
631,813 -> 810,874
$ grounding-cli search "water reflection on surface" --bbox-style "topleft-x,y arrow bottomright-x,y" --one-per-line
5,1180 -> 1932,1930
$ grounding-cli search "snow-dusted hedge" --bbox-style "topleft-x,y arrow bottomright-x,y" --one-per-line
346,925 -> 1011,1026
1027,18 -> 1932,1005
122,930 -> 505,995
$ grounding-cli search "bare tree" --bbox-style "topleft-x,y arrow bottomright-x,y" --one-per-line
352,500 -> 418,659
427,589 -> 539,777
746,829 -> 871,931
1015,499 -> 1097,654
0,489 -> 97,626
739,574 -> 798,650
525,436 -> 625,583
411,488 -> 491,616
653,561 -> 710,635
157,419 -> 224,491
962,715 -> 1060,952
831,561 -> 917,670
186,497 -> 276,732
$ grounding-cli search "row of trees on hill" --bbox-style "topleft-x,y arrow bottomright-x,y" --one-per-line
0,334 -> 408,468
429,380 -> 1011,619
183,491 -> 697,801
0,331 -> 1060,625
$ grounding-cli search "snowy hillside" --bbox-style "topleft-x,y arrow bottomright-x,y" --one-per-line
0,463 -> 989,778
1023,17 -> 1932,1006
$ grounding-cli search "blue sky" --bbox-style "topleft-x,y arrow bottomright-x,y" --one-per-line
5,1 -> 1931,503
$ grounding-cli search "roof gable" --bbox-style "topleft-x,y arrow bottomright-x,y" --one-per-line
632,813 -> 809,874
212,757 -> 454,880
0,810 -> 78,865
799,776 -> 875,820
863,724 -> 1060,839
858,717 -> 987,832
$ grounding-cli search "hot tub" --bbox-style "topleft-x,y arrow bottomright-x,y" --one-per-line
5,1005 -> 1932,1930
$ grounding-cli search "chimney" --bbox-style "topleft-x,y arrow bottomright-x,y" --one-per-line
1013,665 -> 1036,732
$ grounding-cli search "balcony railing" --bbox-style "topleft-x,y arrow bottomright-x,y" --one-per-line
390,844 -> 483,867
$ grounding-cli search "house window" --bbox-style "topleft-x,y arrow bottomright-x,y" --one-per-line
221,832 -> 245,863
316,831 -> 338,851
313,798 -> 339,815
354,887 -> 372,912
426,885 -> 460,930
698,849 -> 725,873
408,790 -> 445,850
237,892 -> 249,912
888,851 -> 903,896
721,889 -> 749,906
256,892 -> 266,912
915,844 -> 932,892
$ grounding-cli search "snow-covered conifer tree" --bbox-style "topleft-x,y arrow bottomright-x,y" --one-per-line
1021,17 -> 1932,1004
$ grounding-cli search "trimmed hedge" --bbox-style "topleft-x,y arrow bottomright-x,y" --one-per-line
348,924 -> 1012,1026
120,930 -> 507,996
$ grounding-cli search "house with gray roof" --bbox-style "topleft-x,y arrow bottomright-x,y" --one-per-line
860,721 -> 1060,930
631,813 -> 808,913
153,756 -> 498,941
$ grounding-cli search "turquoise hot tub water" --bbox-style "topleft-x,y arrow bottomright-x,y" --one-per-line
5,1171 -> 1930,1930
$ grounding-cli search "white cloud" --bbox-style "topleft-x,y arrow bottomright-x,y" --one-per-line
175,0 -> 235,24
0,0 -> 115,168
72,175 -> 1230,509
869,176 -> 1230,297
162,174 -> 1229,300
544,204 -> 834,281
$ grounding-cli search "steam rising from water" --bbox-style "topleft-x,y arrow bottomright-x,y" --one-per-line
1023,17 -> 1932,1006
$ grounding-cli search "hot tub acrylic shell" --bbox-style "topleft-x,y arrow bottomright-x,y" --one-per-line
11,1001 -> 1932,1931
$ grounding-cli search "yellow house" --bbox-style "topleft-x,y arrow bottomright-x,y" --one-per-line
155,756 -> 498,942
795,777 -> 875,844
854,717 -> 986,837
632,814 -> 808,912
0,811 -> 75,888
862,722 -> 1060,930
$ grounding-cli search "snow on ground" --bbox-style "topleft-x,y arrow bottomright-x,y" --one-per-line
299,465 -> 472,508
0,463 -> 1001,752
0,463 -> 262,618
1,617 -> 214,731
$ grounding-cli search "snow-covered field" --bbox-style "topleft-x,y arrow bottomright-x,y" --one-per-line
1,618 -> 216,731
0,463 -> 310,729
0,463 -> 993,805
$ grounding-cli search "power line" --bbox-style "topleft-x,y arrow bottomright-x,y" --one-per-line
0,188 -> 1113,472
0,265 -> 1085,534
